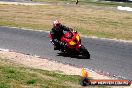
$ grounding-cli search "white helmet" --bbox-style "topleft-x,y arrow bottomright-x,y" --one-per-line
53,20 -> 61,27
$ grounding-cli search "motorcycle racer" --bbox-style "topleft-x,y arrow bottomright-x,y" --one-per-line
50,20 -> 73,50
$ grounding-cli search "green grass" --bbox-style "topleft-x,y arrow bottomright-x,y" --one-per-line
0,59 -> 82,88
0,20 -> 50,30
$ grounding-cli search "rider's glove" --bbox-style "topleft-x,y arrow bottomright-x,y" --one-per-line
54,39 -> 59,43
50,39 -> 59,44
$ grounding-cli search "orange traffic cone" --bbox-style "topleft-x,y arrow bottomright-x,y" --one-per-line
82,68 -> 88,78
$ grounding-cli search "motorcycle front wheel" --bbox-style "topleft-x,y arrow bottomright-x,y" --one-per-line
80,45 -> 90,59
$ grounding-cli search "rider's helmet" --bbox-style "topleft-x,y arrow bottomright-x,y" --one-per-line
53,20 -> 61,31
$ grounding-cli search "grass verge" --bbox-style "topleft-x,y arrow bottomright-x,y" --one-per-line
0,57 -> 81,88
0,53 -> 110,88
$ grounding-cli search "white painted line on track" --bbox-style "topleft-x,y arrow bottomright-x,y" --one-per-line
0,48 -> 9,52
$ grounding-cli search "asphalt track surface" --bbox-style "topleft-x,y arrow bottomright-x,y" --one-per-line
0,26 -> 132,80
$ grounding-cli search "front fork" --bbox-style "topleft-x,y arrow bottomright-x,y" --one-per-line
76,44 -> 82,52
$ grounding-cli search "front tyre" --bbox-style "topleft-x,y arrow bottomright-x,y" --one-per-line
80,45 -> 90,59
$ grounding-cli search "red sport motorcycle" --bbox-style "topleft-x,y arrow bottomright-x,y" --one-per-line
50,31 -> 90,59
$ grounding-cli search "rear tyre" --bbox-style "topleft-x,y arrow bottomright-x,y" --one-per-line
80,45 -> 90,59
